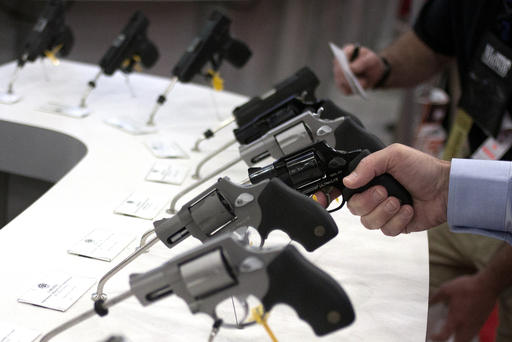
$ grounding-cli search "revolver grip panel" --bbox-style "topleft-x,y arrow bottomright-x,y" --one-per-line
333,117 -> 385,153
262,245 -> 355,336
257,179 -> 338,251
341,150 -> 413,205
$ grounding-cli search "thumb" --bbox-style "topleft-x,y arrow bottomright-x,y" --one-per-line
343,149 -> 390,189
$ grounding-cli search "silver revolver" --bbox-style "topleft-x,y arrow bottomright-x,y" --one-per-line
40,234 -> 355,341
93,177 -> 338,301
239,109 -> 386,165
158,177 -> 338,251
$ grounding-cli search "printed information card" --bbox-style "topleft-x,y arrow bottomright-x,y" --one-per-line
145,161 -> 189,185
0,323 -> 39,342
145,137 -> 188,159
18,273 -> 96,312
114,191 -> 168,220
104,116 -> 157,135
68,229 -> 136,262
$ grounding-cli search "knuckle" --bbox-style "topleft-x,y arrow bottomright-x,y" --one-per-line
360,215 -> 380,230
346,199 -> 359,215
381,227 -> 399,236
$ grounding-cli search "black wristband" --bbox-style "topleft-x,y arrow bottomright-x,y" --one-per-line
374,56 -> 391,88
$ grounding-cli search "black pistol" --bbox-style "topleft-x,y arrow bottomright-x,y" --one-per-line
172,10 -> 252,83
99,11 -> 159,76
18,0 -> 74,67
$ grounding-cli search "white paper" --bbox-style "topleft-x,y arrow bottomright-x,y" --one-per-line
18,273 -> 96,312
329,42 -> 368,100
104,116 -> 157,135
0,323 -> 39,342
114,191 -> 168,220
145,137 -> 188,158
37,102 -> 91,118
0,92 -> 22,105
67,229 -> 136,262
145,161 -> 189,185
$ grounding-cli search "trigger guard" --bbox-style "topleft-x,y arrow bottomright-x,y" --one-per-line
216,297 -> 255,330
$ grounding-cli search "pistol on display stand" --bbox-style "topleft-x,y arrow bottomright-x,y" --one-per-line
249,141 -> 413,212
66,11 -> 159,117
92,177 -> 338,301
193,66 -> 319,151
40,234 -> 355,342
0,0 -> 74,104
146,9 -> 252,126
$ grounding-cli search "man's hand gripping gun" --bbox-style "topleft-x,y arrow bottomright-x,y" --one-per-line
249,141 -> 413,212
40,234 -> 355,341
92,178 -> 338,301
146,9 -> 252,125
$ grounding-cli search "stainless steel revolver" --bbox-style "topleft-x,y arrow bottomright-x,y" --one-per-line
40,234 -> 355,341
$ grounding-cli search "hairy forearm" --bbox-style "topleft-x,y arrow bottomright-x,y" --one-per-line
478,244 -> 512,295
379,30 -> 453,88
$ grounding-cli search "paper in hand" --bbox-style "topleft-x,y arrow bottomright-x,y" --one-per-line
329,42 -> 368,100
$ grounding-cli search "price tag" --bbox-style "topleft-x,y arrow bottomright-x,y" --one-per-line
18,273 -> 95,312
145,161 -> 189,185
67,229 -> 136,262
114,191 -> 168,220
145,137 -> 188,158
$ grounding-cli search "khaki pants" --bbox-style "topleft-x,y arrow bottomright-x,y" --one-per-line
429,224 -> 512,341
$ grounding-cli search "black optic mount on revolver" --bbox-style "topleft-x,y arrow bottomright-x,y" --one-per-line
99,11 -> 159,76
39,234 -> 355,341
249,141 -> 413,211
197,67 -> 320,144
172,9 -> 252,83
234,97 -> 355,147
233,67 -> 319,128
157,177 -> 338,252
17,0 -> 74,67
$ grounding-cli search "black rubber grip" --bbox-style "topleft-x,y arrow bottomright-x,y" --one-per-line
341,150 -> 413,205
334,117 -> 385,153
257,179 -> 338,251
262,245 -> 355,336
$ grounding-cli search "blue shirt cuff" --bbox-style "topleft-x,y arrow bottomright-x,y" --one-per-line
448,159 -> 512,240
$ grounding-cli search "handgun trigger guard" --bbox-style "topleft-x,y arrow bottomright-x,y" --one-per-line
327,199 -> 346,213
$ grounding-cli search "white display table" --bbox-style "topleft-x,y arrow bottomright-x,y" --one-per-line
0,60 -> 428,341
